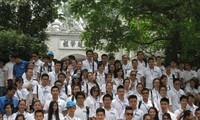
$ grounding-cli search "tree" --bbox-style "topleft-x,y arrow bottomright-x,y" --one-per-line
68,0 -> 200,64
0,0 -> 66,60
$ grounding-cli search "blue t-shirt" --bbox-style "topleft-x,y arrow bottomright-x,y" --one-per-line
0,96 -> 18,114
13,60 -> 28,78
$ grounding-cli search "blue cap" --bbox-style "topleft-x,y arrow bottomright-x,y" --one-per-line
81,67 -> 88,71
47,51 -> 54,55
72,74 -> 79,78
66,101 -> 76,108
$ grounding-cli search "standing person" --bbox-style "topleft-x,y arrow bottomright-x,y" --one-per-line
168,78 -> 185,112
186,94 -> 198,114
29,100 -> 42,119
0,59 -> 5,96
95,108 -> 106,120
85,86 -> 100,119
84,72 -> 98,96
48,61 -> 61,86
31,51 -> 43,80
123,79 -> 133,99
44,101 -> 64,120
47,51 -> 55,70
183,110 -> 195,120
108,64 -> 115,80
15,114 -> 25,120
102,94 -> 119,120
15,100 -> 32,119
82,50 -> 97,73
162,113 -> 172,120
111,85 -> 129,115
195,108 -> 200,120
183,63 -> 198,87
3,103 -> 16,120
138,88 -> 159,114
37,55 -> 51,81
75,92 -> 91,120
12,54 -> 28,79
134,83 -> 143,102
120,95 -> 144,120
43,86 -> 66,114
0,85 -> 18,114
150,78 -> 160,100
148,107 -> 159,120
33,73 -> 51,107
143,58 -> 162,90
4,52 -> 15,87
155,56 -> 166,74
34,110 -> 45,120
64,101 -> 81,120
124,106 -> 133,120
164,64 -> 177,88
113,68 -> 124,87
96,63 -> 106,88
99,54 -> 109,73
143,114 -> 152,120
121,54 -> 132,78
137,51 -> 147,70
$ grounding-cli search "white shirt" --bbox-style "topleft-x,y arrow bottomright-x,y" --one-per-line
83,82 -> 96,96
187,104 -> 198,114
64,114 -> 81,120
120,109 -> 144,120
33,84 -> 51,105
111,95 -> 129,115
96,71 -> 106,87
4,61 -> 14,79
138,100 -> 159,114
14,88 -> 29,100
113,78 -> 124,87
168,87 -> 185,112
158,111 -> 176,120
43,98 -> 66,113
3,114 -> 16,120
14,111 -> 33,120
144,66 -> 162,89
183,70 -> 198,86
101,83 -> 117,95
44,113 -> 64,120
122,62 -> 132,78
138,60 -> 147,71
48,71 -> 60,86
85,96 -> 100,117
103,107 -> 119,120
165,73 -> 177,87
174,108 -> 187,118
75,105 -> 91,120
33,59 -> 43,79
185,86 -> 198,96
82,59 -> 97,73
99,93 -> 116,105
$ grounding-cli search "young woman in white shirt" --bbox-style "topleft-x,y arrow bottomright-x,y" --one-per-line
3,103 -> 16,120
15,100 -> 32,120
114,68 -> 124,87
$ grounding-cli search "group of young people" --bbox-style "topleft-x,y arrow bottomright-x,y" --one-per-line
0,50 -> 200,120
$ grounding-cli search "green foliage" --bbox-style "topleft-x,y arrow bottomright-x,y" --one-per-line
68,0 -> 200,64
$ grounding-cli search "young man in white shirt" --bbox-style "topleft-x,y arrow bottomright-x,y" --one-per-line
111,85 -> 129,115
34,110 -> 44,120
186,94 -> 198,114
43,86 -> 66,114
168,78 -> 185,112
96,108 -> 106,120
74,91 -> 90,120
64,101 -> 81,120
124,106 -> 134,120
82,50 -> 97,73
137,51 -> 147,70
143,57 -> 162,89
195,108 -> 200,120
158,97 -> 176,120
48,61 -> 61,86
174,95 -> 188,120
183,63 -> 198,87
138,88 -> 159,114
31,51 -> 43,80
121,54 -> 132,78
120,95 -> 144,120
155,56 -> 166,74
103,94 -> 119,120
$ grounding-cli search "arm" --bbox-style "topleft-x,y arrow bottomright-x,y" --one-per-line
26,94 -> 30,112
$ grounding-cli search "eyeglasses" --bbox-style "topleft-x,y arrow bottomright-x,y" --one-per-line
126,113 -> 133,116
142,92 -> 149,94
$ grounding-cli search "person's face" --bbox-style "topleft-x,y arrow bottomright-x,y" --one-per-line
190,81 -> 195,88
153,80 -> 160,89
195,110 -> 200,119
144,115 -> 152,120
156,58 -> 162,65
77,62 -> 82,68
53,103 -> 58,112
92,89 -> 99,97
122,55 -> 129,63
102,56 -> 108,63
185,64 -> 191,70
106,83 -> 113,92
106,75 -> 112,82
28,63 -> 34,69
180,98 -> 188,108
87,52 -> 93,60
43,58 -> 49,64
142,90 -> 149,99
163,115 -> 171,120
109,65 -> 115,72
88,73 -> 93,81
16,116 -> 24,120
93,53 -> 98,60
165,66 -> 171,73
77,95 -> 85,105
55,82 -> 63,90
170,61 -> 176,68
186,112 -> 194,120
33,102 -> 41,111
173,81 -> 181,90
179,64 -> 184,70
58,75 -> 66,82
137,84 -> 143,94
18,101 -> 26,111
16,80 -> 23,87
26,69 -> 33,78
55,63 -> 61,71
160,101 -> 168,111
125,110 -> 133,120
148,60 -> 154,68
161,77 -> 167,85
5,105 -> 12,114
129,98 -> 137,108
109,59 -> 115,65
71,60 -> 77,67
35,113 -> 44,120
137,53 -> 144,60
132,61 -> 138,68
8,89 -> 16,97
0,114 -> 2,120
68,106 -> 76,114
62,62 -> 68,69
51,88 -> 60,97
103,97 -> 112,107
124,80 -> 130,87
117,88 -> 124,97
42,76 -> 49,85
188,96 -> 194,104
96,112 -> 105,120
32,54 -> 39,61
159,87 -> 167,97
98,65 -> 104,71
149,109 -> 156,118
73,86 -> 81,94
130,72 -> 136,80
73,77 -> 79,84
117,69 -> 123,77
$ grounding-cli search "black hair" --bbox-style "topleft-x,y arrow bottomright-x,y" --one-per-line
159,85 -> 167,93
125,106 -> 133,113
188,94 -> 195,99
48,101 -> 59,120
137,51 -> 144,56
128,95 -> 137,101
108,64 -> 115,74
183,110 -> 192,120
54,80 -> 63,86
173,78 -> 181,84
109,55 -> 115,60
117,85 -> 124,91
35,109 -> 44,118
148,107 -> 159,120
41,73 -> 49,79
4,103 -> 14,114
101,54 -> 108,58
6,85 -> 17,94
131,59 -> 137,63
160,97 -> 169,104
180,95 -> 188,101
32,51 -> 39,56
43,55 -> 50,60
90,86 -> 100,97
97,62 -> 104,69
68,55 -> 76,60
103,94 -> 113,101
143,114 -> 151,120
72,85 -> 81,96
123,78 -> 130,85
114,68 -> 124,78
162,113 -> 172,120
17,100 -> 26,111
86,49 -> 93,55
148,57 -> 154,62
51,86 -> 60,92
58,72 -> 66,78
96,107 -> 105,115
142,88 -> 149,93
15,114 -> 25,120
75,91 -> 86,100
195,108 -> 200,113
136,83 -> 143,88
